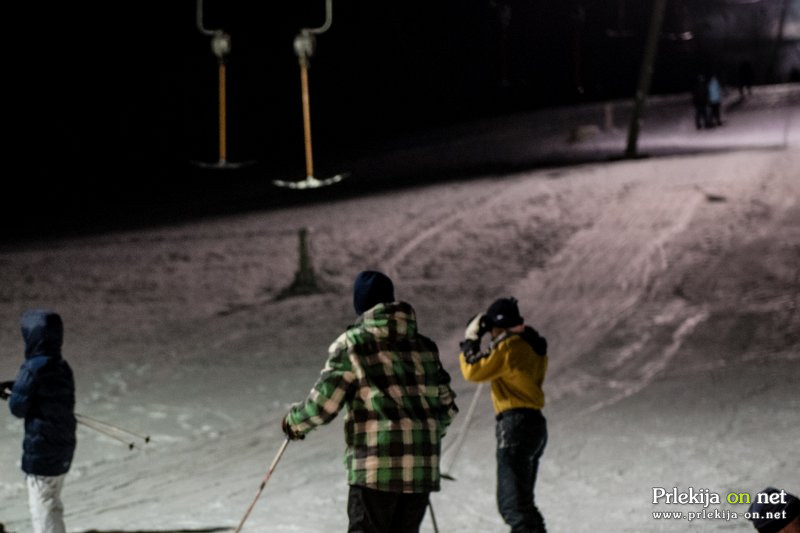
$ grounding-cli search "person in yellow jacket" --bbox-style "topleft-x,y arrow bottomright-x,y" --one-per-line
459,297 -> 548,533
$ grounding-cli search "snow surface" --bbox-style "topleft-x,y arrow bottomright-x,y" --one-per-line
1,88 -> 799,532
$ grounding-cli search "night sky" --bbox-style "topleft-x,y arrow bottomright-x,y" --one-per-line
6,0 -> 797,241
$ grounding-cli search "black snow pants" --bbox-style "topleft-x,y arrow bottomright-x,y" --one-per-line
347,485 -> 430,533
496,408 -> 548,533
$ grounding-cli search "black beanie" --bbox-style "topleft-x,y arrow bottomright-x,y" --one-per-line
485,297 -> 523,328
748,488 -> 800,533
353,271 -> 395,315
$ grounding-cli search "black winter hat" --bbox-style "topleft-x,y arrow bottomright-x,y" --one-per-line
353,271 -> 395,315
748,488 -> 800,533
485,297 -> 523,328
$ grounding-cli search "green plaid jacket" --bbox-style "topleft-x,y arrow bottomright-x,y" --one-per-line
286,301 -> 458,493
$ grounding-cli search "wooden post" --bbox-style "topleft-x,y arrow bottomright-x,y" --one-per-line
604,103 -> 614,131
295,227 -> 315,288
625,0 -> 667,159
277,227 -> 327,298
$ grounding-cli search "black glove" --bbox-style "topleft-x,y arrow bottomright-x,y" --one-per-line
0,380 -> 14,400
281,416 -> 305,441
459,338 -> 480,357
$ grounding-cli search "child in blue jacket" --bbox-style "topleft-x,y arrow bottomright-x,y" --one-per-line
4,309 -> 76,533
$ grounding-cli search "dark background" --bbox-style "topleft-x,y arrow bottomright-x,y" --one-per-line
6,0 -> 799,241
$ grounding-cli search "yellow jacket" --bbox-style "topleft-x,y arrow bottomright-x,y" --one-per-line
460,329 -> 547,414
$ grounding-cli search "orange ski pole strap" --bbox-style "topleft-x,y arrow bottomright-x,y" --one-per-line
234,437 -> 291,533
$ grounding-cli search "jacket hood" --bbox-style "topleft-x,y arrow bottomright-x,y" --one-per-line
21,309 -> 63,359
520,326 -> 548,356
355,301 -> 418,338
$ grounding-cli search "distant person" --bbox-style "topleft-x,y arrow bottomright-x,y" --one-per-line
4,310 -> 76,533
738,60 -> 754,98
708,74 -> 723,127
747,487 -> 800,533
459,297 -> 549,533
282,271 -> 458,533
692,74 -> 709,129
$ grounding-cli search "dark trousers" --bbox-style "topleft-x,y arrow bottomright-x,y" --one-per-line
347,485 -> 430,533
496,409 -> 548,533
694,104 -> 708,129
709,103 -> 722,126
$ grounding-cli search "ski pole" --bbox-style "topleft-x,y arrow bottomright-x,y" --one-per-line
1,392 -> 148,451
234,437 -> 290,533
441,382 -> 484,480
428,501 -> 440,533
76,415 -> 137,450
75,413 -> 150,442
74,413 -> 150,450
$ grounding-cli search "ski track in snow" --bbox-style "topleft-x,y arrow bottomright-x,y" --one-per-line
580,308 -> 710,415
380,177 -> 557,282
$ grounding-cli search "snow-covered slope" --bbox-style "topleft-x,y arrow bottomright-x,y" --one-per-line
2,133 -> 799,530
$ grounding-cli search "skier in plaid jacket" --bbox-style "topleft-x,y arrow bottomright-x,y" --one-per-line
283,271 -> 458,532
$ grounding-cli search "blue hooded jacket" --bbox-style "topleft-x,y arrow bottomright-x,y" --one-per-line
9,310 -> 76,475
